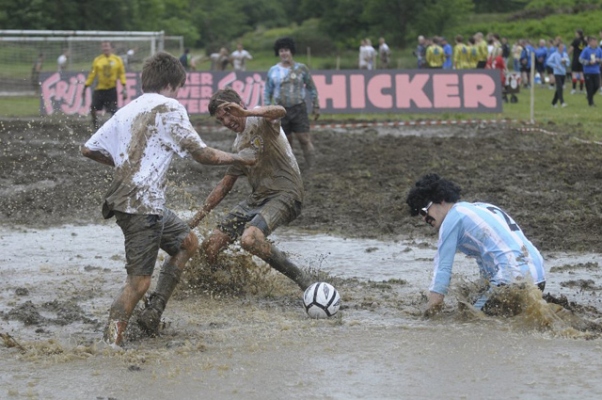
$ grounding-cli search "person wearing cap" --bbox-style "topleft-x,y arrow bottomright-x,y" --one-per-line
264,37 -> 320,173
405,174 -> 546,317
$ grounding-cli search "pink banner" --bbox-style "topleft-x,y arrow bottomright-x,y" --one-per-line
40,69 -> 502,116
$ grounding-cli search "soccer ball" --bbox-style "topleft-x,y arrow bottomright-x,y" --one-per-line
303,282 -> 341,319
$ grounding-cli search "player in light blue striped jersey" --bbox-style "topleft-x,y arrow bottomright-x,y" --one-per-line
406,174 -> 546,317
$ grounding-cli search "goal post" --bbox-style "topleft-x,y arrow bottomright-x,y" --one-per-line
0,30 -> 183,95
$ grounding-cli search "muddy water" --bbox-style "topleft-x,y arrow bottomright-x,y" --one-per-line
2,222 -> 602,399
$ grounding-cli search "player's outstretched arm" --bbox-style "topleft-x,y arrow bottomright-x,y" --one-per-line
81,146 -> 114,167
219,102 -> 286,120
188,174 -> 238,229
190,146 -> 256,167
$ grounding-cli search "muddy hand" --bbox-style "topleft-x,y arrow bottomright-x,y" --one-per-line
218,101 -> 246,117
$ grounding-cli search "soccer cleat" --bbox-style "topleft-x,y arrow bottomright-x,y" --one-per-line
552,104 -> 558,108
561,103 -> 568,108
570,89 -> 576,95
137,305 -> 163,336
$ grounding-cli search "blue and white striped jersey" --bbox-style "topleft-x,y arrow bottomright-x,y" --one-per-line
430,202 -> 545,295
263,62 -> 319,108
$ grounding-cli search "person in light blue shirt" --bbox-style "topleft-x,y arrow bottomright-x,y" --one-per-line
546,42 -> 570,107
579,36 -> 602,106
264,37 -> 319,172
406,174 -> 546,317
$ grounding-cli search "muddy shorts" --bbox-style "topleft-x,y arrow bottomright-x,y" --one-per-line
91,88 -> 118,114
281,103 -> 310,135
114,209 -> 190,276
217,195 -> 302,239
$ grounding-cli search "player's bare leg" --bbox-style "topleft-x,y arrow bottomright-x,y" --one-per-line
137,232 -> 199,336
201,229 -> 235,266
240,226 -> 311,290
295,132 -> 315,172
105,275 -> 151,346
91,110 -> 99,130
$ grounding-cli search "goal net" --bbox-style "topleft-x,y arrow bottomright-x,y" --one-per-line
0,30 -> 183,95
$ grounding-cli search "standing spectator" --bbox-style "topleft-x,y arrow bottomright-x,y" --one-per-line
57,49 -> 69,72
210,47 -> 230,71
519,39 -> 533,88
441,37 -> 453,70
81,52 -> 255,346
179,48 -> 191,70
413,35 -> 427,69
546,38 -> 558,89
501,37 -> 511,67
82,41 -> 127,130
511,39 -> 523,72
358,39 -> 369,69
264,37 -> 319,172
426,37 -> 444,68
31,53 -> 44,93
378,37 -> 391,69
474,32 -> 488,68
546,42 -> 570,108
364,38 -> 376,70
535,39 -> 548,86
453,35 -> 470,70
569,29 -> 587,94
467,37 -> 478,69
230,43 -> 253,71
579,36 -> 602,106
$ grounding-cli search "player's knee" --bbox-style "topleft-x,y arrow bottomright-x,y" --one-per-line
240,227 -> 265,253
181,231 -> 199,254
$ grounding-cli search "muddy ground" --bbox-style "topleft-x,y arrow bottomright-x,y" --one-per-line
2,118 -> 602,398
1,118 -> 601,252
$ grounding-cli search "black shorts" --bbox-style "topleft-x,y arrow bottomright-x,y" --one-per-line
114,209 -> 190,276
571,62 -> 583,73
217,195 -> 302,239
91,88 -> 118,114
281,103 -> 310,135
545,66 -> 553,75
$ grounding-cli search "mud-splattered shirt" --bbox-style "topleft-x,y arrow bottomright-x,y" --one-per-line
225,116 -> 303,205
84,93 -> 206,216
431,202 -> 546,295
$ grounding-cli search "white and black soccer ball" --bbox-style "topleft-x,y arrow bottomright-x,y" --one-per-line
303,282 -> 341,319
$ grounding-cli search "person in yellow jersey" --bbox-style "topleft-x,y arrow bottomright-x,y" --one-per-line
426,37 -> 444,68
467,37 -> 479,69
453,35 -> 471,70
83,41 -> 127,129
474,32 -> 488,69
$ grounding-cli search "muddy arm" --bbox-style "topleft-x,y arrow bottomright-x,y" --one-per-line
189,174 -> 238,228
190,146 -> 255,167
81,146 -> 114,167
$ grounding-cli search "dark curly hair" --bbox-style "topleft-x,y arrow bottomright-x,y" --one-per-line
274,37 -> 296,56
405,174 -> 462,216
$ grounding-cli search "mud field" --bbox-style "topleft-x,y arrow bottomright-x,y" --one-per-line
2,118 -> 602,399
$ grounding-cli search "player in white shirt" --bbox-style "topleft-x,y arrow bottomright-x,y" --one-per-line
230,43 -> 253,71
82,51 -> 255,346
406,174 -> 546,317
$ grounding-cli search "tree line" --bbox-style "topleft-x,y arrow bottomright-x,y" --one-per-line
0,0 -> 598,51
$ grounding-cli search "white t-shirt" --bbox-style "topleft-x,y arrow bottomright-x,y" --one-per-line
231,49 -> 252,71
57,54 -> 67,71
84,93 -> 206,216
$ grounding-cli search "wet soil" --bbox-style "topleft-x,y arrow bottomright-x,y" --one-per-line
1,118 -> 601,252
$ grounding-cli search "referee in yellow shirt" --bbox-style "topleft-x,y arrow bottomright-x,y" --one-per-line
83,41 -> 127,129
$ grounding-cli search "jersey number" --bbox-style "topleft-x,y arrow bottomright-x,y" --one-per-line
486,206 -> 520,232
